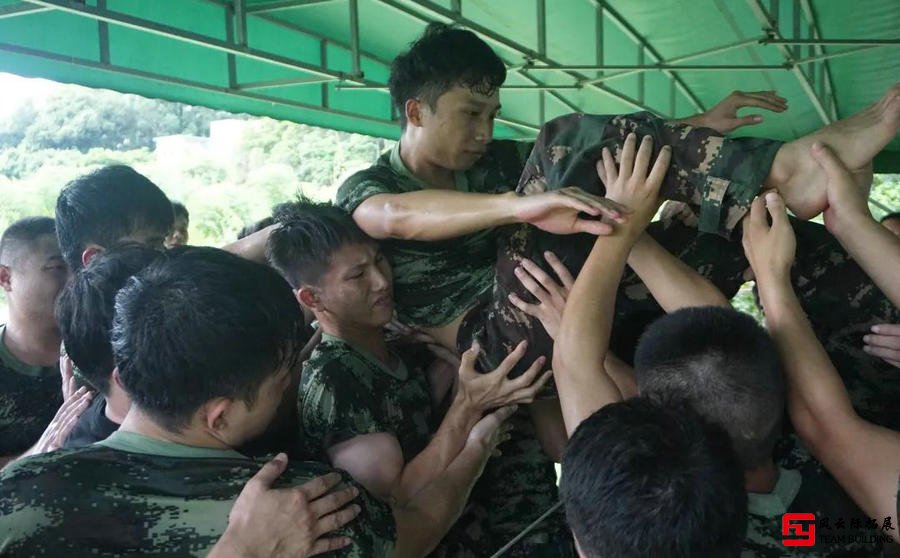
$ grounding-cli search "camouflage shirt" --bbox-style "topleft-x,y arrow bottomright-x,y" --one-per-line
299,333 -> 435,462
0,325 -> 62,457
0,430 -> 396,556
767,434 -> 885,557
336,141 -> 533,327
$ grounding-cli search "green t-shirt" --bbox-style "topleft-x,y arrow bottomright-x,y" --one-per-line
0,325 -> 62,456
0,430 -> 395,556
299,333 -> 434,462
336,140 -> 533,327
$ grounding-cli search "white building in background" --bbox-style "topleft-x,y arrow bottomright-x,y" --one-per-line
153,119 -> 249,164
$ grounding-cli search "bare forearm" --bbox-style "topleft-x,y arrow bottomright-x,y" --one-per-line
627,233 -> 729,311
757,279 -> 857,443
222,224 -> 277,263
553,235 -> 632,435
392,443 -> 490,557
392,395 -> 479,504
831,216 -> 900,308
354,191 -> 520,241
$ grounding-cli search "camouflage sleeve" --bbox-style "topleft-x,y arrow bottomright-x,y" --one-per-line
300,361 -> 393,451
334,478 -> 397,556
335,167 -> 400,214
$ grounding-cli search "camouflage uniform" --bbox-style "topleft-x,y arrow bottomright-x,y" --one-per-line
0,325 -> 62,457
337,140 -> 532,328
0,430 -> 395,556
338,144 -> 573,557
459,112 -> 783,379
299,333 -> 435,463
605,204 -> 892,556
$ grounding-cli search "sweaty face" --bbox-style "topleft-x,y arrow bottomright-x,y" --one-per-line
314,242 -> 394,328
417,85 -> 501,171
6,234 -> 68,321
165,216 -> 189,248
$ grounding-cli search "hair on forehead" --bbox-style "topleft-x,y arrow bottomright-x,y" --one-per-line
388,22 -> 506,127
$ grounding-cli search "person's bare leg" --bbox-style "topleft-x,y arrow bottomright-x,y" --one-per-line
765,83 -> 899,219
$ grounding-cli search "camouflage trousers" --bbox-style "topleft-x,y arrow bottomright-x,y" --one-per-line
457,111 -> 783,380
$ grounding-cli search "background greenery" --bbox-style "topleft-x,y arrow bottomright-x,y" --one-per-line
0,83 -> 897,324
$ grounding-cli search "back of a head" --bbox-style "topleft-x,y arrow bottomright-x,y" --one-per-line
56,245 -> 164,395
560,397 -> 747,558
0,217 -> 56,266
171,201 -> 189,222
388,22 -> 506,127
111,247 -> 306,432
267,198 -> 372,288
634,306 -> 785,469
55,165 -> 174,270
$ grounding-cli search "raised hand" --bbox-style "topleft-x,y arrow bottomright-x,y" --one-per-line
699,90 -> 788,133
513,187 -> 629,236
508,251 -> 574,340
599,133 -> 671,234
864,324 -> 900,369
741,192 -> 797,285
457,341 -> 552,411
25,386 -> 93,456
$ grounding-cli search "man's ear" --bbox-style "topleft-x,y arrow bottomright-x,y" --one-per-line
296,286 -> 322,311
201,397 -> 234,432
405,98 -> 424,128
0,265 -> 11,292
82,244 -> 105,267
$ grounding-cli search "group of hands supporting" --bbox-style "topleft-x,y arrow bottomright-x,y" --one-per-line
13,90 -> 900,557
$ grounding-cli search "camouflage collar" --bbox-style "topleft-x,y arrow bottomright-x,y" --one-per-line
747,467 -> 802,517
389,142 -> 470,192
0,324 -> 59,378
321,332 -> 409,381
97,430 -> 246,460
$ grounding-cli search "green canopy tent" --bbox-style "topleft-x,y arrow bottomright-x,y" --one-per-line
0,0 -> 898,174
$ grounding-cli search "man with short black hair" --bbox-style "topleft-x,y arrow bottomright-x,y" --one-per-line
55,164 -> 174,271
561,397 -> 747,558
0,247 -> 395,555
268,199 -> 553,556
0,217 -> 68,465
166,201 -> 190,248
56,245 -> 164,448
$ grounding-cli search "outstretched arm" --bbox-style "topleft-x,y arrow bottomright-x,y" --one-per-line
553,134 -> 671,435
353,187 -> 626,241
673,90 -> 788,134
813,142 -> 900,307
626,232 -> 730,311
744,192 -> 900,540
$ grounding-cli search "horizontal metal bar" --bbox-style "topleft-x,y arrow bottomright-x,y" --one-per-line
582,37 -> 763,85
337,83 -> 583,91
379,0 -> 661,116
794,44 -> 888,65
588,0 -> 704,112
747,0 -> 833,124
0,41 -> 396,128
245,0 -> 339,13
24,0 -> 363,82
761,38 -> 900,46
0,3 -> 51,18
236,76 -> 338,90
523,63 -> 790,72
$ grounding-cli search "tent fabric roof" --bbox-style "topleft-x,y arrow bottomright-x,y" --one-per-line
1,0 -> 898,169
